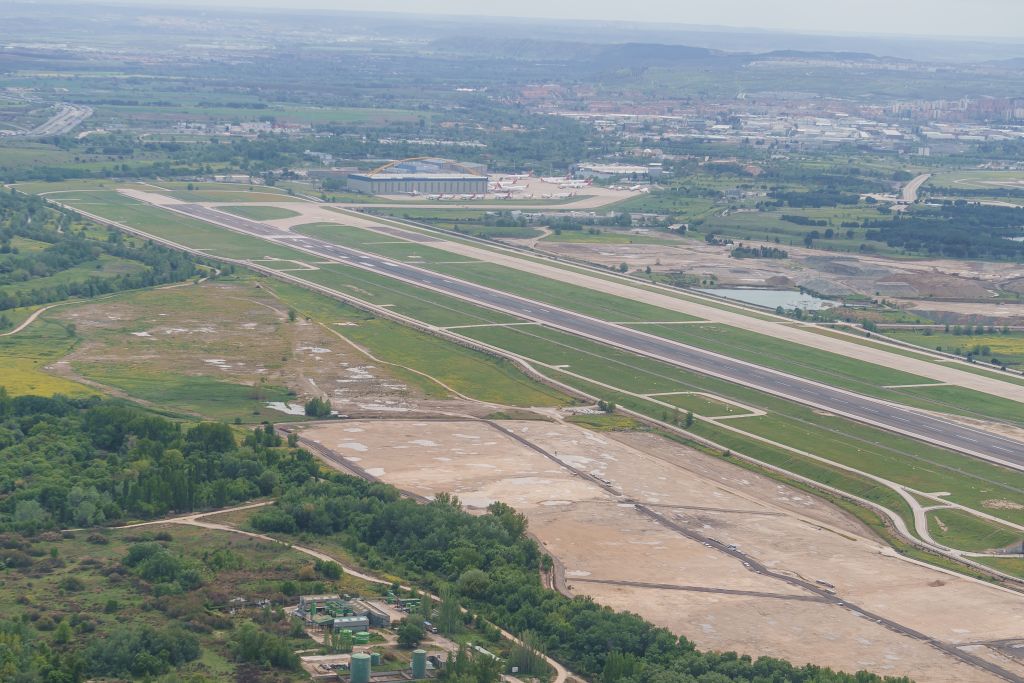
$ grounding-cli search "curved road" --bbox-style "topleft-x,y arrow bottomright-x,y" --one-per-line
902,173 -> 931,203
147,201 -> 1024,468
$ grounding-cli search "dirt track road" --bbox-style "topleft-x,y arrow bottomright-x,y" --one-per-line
121,503 -> 574,683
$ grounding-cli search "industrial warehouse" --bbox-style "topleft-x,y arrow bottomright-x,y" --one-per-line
347,157 -> 488,195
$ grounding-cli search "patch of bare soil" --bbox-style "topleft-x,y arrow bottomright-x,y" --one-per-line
984,499 -> 1024,512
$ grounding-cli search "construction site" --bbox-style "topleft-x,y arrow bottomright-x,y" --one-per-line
296,417 -> 1024,683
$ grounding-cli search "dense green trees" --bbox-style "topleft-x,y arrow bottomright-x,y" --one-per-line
304,396 -> 333,417
769,190 -> 860,208
0,391 -> 318,531
731,244 -> 788,259
230,621 -> 299,670
85,624 -> 200,678
864,202 -> 1024,260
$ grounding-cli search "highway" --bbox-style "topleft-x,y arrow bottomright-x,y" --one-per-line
163,202 -> 1024,467
27,104 -> 93,137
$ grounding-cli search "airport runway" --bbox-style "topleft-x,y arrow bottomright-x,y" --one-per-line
167,202 -> 1024,467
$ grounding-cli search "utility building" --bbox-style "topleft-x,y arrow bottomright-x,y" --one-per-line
348,157 -> 488,195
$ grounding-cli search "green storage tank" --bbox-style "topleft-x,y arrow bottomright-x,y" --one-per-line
341,629 -> 353,637
351,653 -> 371,683
412,649 -> 427,679
354,631 -> 370,644
370,652 -> 382,665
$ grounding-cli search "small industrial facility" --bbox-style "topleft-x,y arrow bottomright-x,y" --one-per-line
295,594 -> 443,681
348,157 -> 488,195
295,594 -> 391,631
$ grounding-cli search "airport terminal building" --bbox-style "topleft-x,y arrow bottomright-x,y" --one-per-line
348,157 -> 488,195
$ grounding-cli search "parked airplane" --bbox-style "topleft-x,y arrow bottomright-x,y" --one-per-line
489,181 -> 528,192
560,179 -> 593,189
541,174 -> 571,183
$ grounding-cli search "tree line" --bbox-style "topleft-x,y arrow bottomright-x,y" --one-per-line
0,189 -> 199,315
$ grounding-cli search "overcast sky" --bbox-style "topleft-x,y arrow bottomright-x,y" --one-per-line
144,0 -> 1024,39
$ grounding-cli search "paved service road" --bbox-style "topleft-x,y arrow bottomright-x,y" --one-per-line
165,202 -> 1024,467
901,173 -> 931,203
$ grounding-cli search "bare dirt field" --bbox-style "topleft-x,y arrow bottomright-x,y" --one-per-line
300,418 -> 1024,682
48,280 -> 413,415
536,237 -> 1024,314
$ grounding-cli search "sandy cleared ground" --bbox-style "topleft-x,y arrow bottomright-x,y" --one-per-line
300,418 -> 1024,682
537,237 -> 1024,310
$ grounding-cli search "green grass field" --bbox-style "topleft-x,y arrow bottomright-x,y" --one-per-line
886,329 -> 1024,368
928,508 -> 1023,553
73,363 -> 293,420
0,317 -> 94,397
928,170 -> 1024,191
297,263 -> 520,328
168,190 -> 305,202
647,392 -> 751,417
975,556 -> 1024,579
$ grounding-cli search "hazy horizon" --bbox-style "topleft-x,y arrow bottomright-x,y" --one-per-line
50,0 -> 1024,41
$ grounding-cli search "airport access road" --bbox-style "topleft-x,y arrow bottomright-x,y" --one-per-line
902,173 -> 931,203
152,201 -> 1024,468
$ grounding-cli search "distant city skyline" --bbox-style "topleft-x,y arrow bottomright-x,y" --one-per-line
103,0 -> 1024,40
